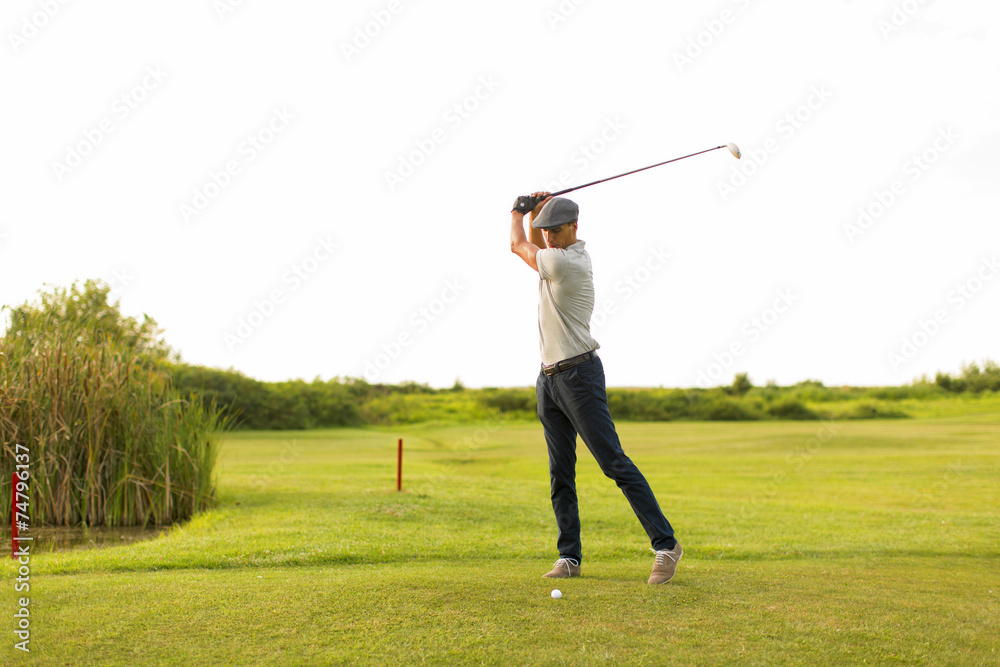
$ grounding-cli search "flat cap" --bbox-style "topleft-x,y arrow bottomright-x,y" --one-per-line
531,197 -> 579,229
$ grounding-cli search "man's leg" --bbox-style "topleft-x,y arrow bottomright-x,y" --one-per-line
536,371 -> 583,565
553,357 -> 676,553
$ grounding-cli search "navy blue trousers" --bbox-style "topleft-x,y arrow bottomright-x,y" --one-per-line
536,355 -> 676,563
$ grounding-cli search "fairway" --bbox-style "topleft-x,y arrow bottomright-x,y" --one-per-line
4,417 -> 998,665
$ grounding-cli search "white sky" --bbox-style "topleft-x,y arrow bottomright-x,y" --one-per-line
2,1 -> 998,389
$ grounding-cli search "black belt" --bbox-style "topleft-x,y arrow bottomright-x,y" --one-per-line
542,351 -> 596,376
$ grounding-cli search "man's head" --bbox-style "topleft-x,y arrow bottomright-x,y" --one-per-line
532,197 -> 579,249
541,221 -> 578,249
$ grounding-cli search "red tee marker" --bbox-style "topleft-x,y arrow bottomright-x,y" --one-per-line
396,439 -> 403,492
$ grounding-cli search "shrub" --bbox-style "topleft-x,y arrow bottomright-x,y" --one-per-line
724,373 -> 753,397
169,365 -> 361,430
701,397 -> 761,421
844,401 -> 909,420
935,372 -> 956,392
477,388 -> 536,415
865,383 -> 943,401
934,360 -> 1000,393
169,363 -> 267,427
359,394 -> 410,426
767,399 -> 820,420
607,389 -> 681,421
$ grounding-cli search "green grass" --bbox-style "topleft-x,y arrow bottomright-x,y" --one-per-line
3,416 -> 998,665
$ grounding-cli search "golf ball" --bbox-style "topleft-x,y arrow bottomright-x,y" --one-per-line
551,589 -> 562,599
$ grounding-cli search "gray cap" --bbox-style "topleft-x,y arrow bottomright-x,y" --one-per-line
531,197 -> 579,229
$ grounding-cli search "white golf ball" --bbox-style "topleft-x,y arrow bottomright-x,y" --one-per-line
551,589 -> 562,599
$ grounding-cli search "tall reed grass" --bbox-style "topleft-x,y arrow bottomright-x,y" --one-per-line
1,283 -> 228,527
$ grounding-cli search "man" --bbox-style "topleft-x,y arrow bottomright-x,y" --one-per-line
509,192 -> 682,585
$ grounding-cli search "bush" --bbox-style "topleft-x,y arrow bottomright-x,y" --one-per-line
169,365 -> 362,430
843,401 -> 909,420
608,389 -> 681,421
935,360 -> 1000,393
359,394 -> 411,426
702,397 -> 761,421
767,399 -> 820,420
935,372 -> 956,392
477,388 -> 536,415
865,383 -> 943,401
169,363 -> 267,427
1,281 -> 227,527
723,373 -> 753,397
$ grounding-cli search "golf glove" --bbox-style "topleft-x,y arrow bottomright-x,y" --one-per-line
512,195 -> 539,214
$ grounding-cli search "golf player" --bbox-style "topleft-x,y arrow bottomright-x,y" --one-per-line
509,192 -> 682,584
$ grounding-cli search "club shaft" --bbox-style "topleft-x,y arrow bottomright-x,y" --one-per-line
549,145 -> 727,197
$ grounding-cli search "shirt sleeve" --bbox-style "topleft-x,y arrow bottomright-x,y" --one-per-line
536,249 -> 565,281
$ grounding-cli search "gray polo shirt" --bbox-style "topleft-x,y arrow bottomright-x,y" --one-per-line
536,240 -> 600,365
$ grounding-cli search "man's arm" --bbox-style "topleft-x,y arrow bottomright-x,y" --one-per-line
527,195 -> 547,249
510,192 -> 551,272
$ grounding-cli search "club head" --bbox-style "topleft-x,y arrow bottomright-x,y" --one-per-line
726,142 -> 741,159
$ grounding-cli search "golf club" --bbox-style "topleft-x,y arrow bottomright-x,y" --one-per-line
512,143 -> 741,214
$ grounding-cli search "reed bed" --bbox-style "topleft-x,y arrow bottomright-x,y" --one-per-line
1,302 -> 227,527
